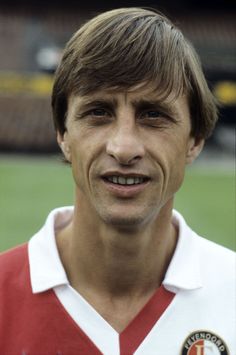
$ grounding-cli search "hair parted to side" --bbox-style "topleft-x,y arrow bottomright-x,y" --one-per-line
52,7 -> 218,140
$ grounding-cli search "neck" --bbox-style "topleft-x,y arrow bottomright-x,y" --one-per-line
56,198 -> 178,299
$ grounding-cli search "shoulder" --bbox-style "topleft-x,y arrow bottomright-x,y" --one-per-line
172,210 -> 235,290
0,244 -> 29,285
195,234 -> 235,265
0,243 -> 33,322
193,234 -> 236,289
173,210 -> 235,272
0,243 -> 28,265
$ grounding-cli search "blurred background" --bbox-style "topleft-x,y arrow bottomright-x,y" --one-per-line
0,0 -> 235,251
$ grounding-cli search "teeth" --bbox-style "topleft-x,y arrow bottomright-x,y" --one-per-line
126,178 -> 135,185
118,176 -> 126,185
113,176 -> 118,184
106,176 -> 145,185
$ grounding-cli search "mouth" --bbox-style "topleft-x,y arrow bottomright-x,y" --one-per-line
101,173 -> 150,197
103,175 -> 149,186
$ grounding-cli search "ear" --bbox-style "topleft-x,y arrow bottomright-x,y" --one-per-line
57,131 -> 71,163
186,137 -> 204,165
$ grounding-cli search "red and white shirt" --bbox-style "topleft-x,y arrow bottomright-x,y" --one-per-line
0,207 -> 235,355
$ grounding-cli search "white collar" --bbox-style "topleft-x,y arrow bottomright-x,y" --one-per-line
28,207 -> 202,294
29,207 -> 73,293
163,210 -> 202,292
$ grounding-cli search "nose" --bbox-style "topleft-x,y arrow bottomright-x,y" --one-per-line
106,120 -> 145,165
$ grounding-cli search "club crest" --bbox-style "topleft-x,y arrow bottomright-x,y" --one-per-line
181,330 -> 229,355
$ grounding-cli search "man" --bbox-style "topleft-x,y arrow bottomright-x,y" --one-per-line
0,7 -> 235,355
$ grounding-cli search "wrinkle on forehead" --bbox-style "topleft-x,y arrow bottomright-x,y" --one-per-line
71,75 -> 187,104
70,81 -> 187,109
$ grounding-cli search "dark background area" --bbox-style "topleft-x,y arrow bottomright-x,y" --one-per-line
0,0 -> 235,154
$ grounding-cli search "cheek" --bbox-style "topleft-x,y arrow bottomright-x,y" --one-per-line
150,132 -> 189,192
150,129 -> 189,163
68,135 -> 88,186
167,139 -> 188,189
69,132 -> 104,185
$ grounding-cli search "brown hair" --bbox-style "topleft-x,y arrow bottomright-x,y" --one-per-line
52,7 -> 218,140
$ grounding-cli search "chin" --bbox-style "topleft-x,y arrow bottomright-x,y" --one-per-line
99,210 -> 152,230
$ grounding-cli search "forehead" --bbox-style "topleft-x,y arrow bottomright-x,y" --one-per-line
69,83 -> 189,109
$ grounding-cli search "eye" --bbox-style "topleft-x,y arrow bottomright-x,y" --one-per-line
81,107 -> 113,126
139,110 -> 163,123
89,108 -> 109,117
142,111 -> 161,119
138,109 -> 173,128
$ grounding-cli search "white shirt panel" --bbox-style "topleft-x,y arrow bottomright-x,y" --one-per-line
54,284 -> 119,355
134,235 -> 236,354
28,207 -> 236,355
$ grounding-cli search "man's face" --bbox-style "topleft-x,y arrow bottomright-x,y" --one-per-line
59,85 -> 203,229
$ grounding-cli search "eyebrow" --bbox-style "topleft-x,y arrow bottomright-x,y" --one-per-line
75,98 -> 118,112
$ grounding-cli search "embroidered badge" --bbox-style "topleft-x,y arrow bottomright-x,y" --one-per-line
181,330 -> 229,355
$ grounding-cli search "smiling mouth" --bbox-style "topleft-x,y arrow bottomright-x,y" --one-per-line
103,175 -> 149,186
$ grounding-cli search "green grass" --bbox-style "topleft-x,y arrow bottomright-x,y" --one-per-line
0,156 -> 73,251
0,156 -> 235,252
175,167 -> 235,251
